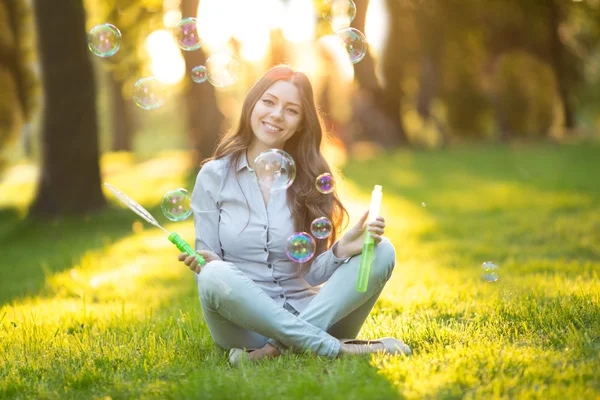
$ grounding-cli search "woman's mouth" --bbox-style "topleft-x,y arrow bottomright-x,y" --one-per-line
262,121 -> 283,133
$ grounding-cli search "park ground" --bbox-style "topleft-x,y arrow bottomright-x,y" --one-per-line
0,142 -> 599,399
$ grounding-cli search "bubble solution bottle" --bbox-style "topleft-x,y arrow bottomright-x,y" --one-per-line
356,185 -> 383,292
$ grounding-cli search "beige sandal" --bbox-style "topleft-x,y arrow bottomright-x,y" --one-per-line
228,348 -> 255,366
339,337 -> 412,356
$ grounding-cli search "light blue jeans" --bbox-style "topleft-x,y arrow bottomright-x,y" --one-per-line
196,238 -> 396,358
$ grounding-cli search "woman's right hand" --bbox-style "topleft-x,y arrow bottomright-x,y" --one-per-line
178,250 -> 221,274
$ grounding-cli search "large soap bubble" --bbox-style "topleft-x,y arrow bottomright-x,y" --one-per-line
174,18 -> 202,51
88,23 -> 121,57
205,52 -> 241,88
286,232 -> 316,263
133,77 -> 166,110
162,188 -> 192,221
253,149 -> 296,192
334,27 -> 367,64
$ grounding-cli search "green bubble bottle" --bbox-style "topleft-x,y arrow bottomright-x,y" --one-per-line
356,185 -> 382,292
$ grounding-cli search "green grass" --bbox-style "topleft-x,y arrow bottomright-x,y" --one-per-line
0,143 -> 599,399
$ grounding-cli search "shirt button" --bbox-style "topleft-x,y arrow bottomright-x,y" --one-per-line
264,247 -> 268,252
264,225 -> 268,230
268,264 -> 272,269
273,280 -> 277,284
279,294 -> 284,298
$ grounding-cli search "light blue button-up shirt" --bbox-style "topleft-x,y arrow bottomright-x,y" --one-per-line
191,152 -> 349,313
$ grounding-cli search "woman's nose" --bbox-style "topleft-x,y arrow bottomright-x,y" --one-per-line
271,109 -> 284,120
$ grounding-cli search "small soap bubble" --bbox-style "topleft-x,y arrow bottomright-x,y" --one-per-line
253,149 -> 296,192
334,27 -> 367,64
191,65 -> 207,83
133,77 -> 166,110
311,217 -> 333,239
422,202 -> 426,207
162,188 -> 192,221
286,232 -> 316,263
205,52 -> 241,88
482,261 -> 499,282
88,23 -> 121,57
174,17 -> 202,51
323,0 -> 356,30
315,173 -> 335,194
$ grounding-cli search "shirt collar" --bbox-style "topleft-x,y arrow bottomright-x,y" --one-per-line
236,151 -> 253,173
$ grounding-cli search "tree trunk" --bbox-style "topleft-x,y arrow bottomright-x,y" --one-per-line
415,6 -> 450,147
351,0 -> 407,147
109,72 -> 135,152
29,0 -> 105,216
547,0 -> 575,130
180,0 -> 226,164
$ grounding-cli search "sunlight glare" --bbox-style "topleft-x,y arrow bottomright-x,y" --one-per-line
365,0 -> 388,58
163,9 -> 182,28
196,0 -> 232,50
317,35 -> 355,82
145,29 -> 186,84
281,0 -> 316,43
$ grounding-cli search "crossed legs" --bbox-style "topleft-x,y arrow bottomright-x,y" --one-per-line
197,238 -> 397,358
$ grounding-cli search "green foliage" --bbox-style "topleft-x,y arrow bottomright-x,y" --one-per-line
440,30 -> 493,139
0,144 -> 599,398
84,0 -> 163,90
493,51 -> 559,138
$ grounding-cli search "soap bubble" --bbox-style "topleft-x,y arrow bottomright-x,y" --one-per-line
323,0 -> 356,30
88,24 -> 121,57
162,188 -> 192,221
191,65 -> 207,83
286,232 -> 316,263
253,149 -> 296,192
482,261 -> 499,282
205,52 -> 241,88
334,27 -> 367,64
133,77 -> 166,110
315,173 -> 335,194
422,202 -> 426,207
174,17 -> 202,51
311,217 -> 333,239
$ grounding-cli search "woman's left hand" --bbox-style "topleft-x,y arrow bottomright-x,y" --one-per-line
334,210 -> 386,259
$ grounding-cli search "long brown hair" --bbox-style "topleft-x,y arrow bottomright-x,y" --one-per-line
202,65 -> 348,276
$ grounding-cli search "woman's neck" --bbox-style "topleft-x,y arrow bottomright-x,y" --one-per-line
246,142 -> 282,170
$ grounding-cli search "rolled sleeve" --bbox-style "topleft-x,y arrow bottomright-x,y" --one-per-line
191,161 -> 224,258
303,241 -> 351,286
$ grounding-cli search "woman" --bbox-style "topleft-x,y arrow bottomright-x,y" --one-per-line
178,65 -> 411,365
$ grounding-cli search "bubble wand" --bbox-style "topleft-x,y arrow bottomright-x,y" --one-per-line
356,185 -> 382,292
104,182 -> 205,266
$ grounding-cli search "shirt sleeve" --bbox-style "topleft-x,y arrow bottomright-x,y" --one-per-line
191,160 -> 223,258
303,241 -> 352,286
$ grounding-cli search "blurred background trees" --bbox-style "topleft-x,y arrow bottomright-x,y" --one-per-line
0,0 -> 38,172
1,0 -> 600,217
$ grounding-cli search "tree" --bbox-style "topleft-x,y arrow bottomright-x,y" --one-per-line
29,0 -> 105,216
546,0 -> 576,130
349,0 -> 408,147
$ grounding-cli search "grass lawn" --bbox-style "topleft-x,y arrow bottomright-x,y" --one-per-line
0,143 -> 599,399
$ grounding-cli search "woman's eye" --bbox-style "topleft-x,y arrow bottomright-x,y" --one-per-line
262,99 -> 274,105
287,108 -> 299,114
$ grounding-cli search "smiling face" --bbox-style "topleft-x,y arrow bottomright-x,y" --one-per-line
249,80 -> 303,153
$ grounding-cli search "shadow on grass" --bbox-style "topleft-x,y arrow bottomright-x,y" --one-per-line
0,170 -> 200,307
